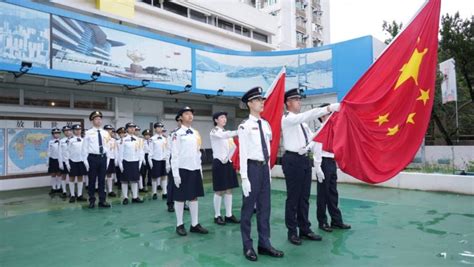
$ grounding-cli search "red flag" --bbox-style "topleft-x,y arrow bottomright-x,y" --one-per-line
232,68 -> 286,170
314,0 -> 441,184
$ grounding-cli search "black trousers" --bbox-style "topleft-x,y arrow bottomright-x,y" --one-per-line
317,157 -> 343,226
87,154 -> 107,204
140,154 -> 152,186
167,169 -> 174,206
282,152 -> 312,236
240,161 -> 271,251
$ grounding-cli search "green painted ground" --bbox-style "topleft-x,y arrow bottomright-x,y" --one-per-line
0,172 -> 473,267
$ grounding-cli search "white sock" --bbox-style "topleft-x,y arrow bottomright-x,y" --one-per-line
161,178 -> 168,195
175,201 -> 184,226
224,194 -> 233,217
84,176 -> 89,186
113,173 -> 117,183
77,182 -> 83,196
95,179 -> 98,189
213,194 -> 222,218
55,177 -> 61,189
69,182 -> 75,197
131,183 -> 138,199
138,178 -> 143,189
157,177 -> 161,187
121,183 -> 128,199
107,178 -> 113,193
51,177 -> 55,189
61,180 -> 67,193
189,201 -> 199,227
152,180 -> 157,194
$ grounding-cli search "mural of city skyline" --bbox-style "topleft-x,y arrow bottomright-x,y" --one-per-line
0,2 -> 50,68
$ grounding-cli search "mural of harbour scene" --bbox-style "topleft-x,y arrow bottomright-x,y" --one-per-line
0,2 -> 50,68
196,49 -> 333,92
51,15 -> 192,86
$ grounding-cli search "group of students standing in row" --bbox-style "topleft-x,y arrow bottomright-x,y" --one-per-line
47,86 -> 350,261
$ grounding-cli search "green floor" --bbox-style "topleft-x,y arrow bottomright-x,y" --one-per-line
1,172 -> 473,267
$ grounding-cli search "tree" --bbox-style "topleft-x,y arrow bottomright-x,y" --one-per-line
382,20 -> 403,44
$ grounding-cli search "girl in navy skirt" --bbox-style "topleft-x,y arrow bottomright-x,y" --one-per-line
171,107 -> 208,236
65,124 -> 88,203
209,112 -> 241,225
47,128 -> 61,195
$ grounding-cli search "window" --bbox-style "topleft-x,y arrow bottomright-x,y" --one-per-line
253,31 -> 268,43
235,25 -> 242,35
190,10 -> 207,23
163,0 -> 188,17
0,88 -> 20,105
217,19 -> 234,32
242,27 -> 250,37
296,31 -> 305,43
142,0 -> 160,8
23,90 -> 70,108
74,94 -> 113,110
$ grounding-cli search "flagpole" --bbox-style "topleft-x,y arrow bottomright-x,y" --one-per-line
455,98 -> 459,144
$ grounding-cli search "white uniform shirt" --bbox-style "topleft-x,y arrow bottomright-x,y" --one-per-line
81,127 -> 110,161
47,138 -> 60,159
106,137 -> 117,160
237,114 -> 272,180
171,126 -> 202,176
150,134 -> 169,161
281,108 -> 328,153
118,134 -> 144,162
67,135 -> 84,163
210,126 -> 237,164
59,136 -> 72,164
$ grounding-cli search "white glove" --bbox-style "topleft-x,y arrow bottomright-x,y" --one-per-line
316,165 -> 325,183
84,161 -> 90,172
59,162 -> 64,170
148,159 -> 153,169
66,163 -> 71,172
297,147 -> 308,155
329,103 -> 341,112
174,175 -> 181,188
166,163 -> 170,173
119,162 -> 124,173
241,178 -> 251,197
106,159 -> 109,170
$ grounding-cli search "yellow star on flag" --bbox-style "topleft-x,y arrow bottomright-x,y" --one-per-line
406,113 -> 416,124
416,88 -> 430,105
387,125 -> 400,136
374,113 -> 390,126
394,47 -> 428,90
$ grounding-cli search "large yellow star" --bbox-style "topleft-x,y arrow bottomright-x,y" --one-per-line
374,113 -> 390,126
416,88 -> 430,105
394,47 -> 428,90
406,113 -> 416,124
387,125 -> 400,136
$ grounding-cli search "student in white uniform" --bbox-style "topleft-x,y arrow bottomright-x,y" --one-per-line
47,128 -> 61,195
114,127 -> 126,190
209,111 -> 240,225
171,106 -> 208,236
58,126 -> 73,199
66,124 -> 88,203
149,122 -> 170,200
134,126 -> 147,193
103,125 -> 117,197
118,122 -> 144,205
141,129 -> 153,193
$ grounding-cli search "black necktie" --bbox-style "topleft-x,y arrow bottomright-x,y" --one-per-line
131,137 -> 136,141
186,129 -> 193,135
158,137 -> 162,140
257,120 -> 269,163
300,124 -> 309,145
97,130 -> 104,154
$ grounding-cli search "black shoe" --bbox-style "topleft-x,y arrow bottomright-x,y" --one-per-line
184,204 -> 189,211
214,216 -> 226,225
167,204 -> 175,212
69,196 -> 76,203
108,192 -> 117,197
176,224 -> 187,236
76,195 -> 87,202
225,215 -> 240,224
122,198 -> 129,205
48,189 -> 55,196
61,192 -> 68,199
132,198 -> 144,203
157,185 -> 162,190
162,194 -> 167,200
190,224 -> 209,234
55,189 -> 62,194
288,235 -> 302,245
253,208 -> 257,214
331,223 -> 351,230
300,232 -> 322,241
139,188 -> 148,193
244,248 -> 258,262
98,202 -> 111,208
88,202 -> 95,209
257,246 -> 284,258
319,223 -> 333,232
152,193 -> 158,200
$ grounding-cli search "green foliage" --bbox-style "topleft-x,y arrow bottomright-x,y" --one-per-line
382,20 -> 403,44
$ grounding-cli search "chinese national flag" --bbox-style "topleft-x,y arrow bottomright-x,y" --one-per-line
314,0 -> 441,184
232,68 -> 286,170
